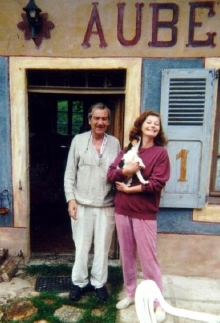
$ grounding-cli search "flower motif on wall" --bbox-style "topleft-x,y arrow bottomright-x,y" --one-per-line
17,13 -> 55,47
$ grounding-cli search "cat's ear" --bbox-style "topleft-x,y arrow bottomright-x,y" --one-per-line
127,142 -> 133,151
131,139 -> 138,147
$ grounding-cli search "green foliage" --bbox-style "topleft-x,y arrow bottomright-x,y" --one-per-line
72,101 -> 83,135
25,263 -> 72,277
57,100 -> 83,136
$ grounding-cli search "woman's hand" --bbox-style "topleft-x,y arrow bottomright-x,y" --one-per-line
122,162 -> 140,177
116,181 -> 129,193
116,181 -> 143,194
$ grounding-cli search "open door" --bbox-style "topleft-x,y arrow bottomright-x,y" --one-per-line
29,92 -> 124,255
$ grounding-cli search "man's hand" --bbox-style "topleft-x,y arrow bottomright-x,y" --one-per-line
68,200 -> 78,220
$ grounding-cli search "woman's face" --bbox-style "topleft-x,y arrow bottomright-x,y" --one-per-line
141,115 -> 160,139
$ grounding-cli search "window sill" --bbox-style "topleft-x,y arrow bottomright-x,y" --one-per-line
207,196 -> 220,205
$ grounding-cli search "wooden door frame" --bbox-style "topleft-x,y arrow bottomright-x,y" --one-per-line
9,57 -> 142,260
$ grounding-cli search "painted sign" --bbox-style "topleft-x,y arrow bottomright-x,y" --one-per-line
0,0 -> 219,57
82,2 -> 216,48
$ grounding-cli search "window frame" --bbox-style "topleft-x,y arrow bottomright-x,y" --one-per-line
56,99 -> 84,136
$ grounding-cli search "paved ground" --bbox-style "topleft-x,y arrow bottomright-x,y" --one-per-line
118,274 -> 220,323
0,255 -> 220,322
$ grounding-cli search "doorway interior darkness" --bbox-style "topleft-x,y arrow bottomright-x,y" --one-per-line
28,70 -> 125,255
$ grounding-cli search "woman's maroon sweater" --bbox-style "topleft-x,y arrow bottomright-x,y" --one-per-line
107,145 -> 170,220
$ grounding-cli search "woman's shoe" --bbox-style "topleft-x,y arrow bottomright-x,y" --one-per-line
155,306 -> 166,323
116,297 -> 134,310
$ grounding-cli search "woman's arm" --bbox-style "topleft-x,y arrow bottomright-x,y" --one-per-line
141,149 -> 170,193
115,181 -> 142,194
107,150 -> 142,183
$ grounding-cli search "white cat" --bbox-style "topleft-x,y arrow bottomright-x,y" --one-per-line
120,139 -> 149,186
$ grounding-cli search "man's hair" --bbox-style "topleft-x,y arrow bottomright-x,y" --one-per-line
88,102 -> 111,122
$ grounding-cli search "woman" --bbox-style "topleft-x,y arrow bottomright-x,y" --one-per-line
107,110 -> 170,323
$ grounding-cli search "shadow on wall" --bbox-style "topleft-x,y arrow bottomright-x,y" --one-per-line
0,185 -> 12,226
158,208 -> 220,235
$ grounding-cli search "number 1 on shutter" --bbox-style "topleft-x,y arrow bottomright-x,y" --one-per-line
176,149 -> 188,182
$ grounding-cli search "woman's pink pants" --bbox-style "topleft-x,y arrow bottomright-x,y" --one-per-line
115,213 -> 163,303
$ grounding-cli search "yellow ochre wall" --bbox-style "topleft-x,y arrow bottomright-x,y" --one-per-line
0,0 -> 219,58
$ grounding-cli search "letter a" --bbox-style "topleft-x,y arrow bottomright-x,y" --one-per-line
81,2 -> 107,48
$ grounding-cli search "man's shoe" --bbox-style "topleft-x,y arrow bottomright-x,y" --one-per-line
95,285 -> 108,301
69,285 -> 84,301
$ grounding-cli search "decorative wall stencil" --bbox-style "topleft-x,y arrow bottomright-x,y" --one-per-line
17,13 -> 55,46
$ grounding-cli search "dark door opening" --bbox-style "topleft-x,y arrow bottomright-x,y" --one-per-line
29,93 -> 124,254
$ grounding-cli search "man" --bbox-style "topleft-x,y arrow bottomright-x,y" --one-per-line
64,102 -> 120,302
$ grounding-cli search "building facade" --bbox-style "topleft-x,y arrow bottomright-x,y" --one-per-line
1,0 -> 220,264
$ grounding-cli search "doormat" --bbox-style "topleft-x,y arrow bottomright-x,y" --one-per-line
35,276 -> 72,293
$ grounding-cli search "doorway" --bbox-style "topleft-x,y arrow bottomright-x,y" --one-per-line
28,91 -> 125,254
9,57 -> 141,260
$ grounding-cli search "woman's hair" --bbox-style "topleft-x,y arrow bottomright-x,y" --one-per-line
129,110 -> 168,146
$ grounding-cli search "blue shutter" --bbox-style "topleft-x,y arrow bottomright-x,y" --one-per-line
160,69 -> 218,208
0,57 -> 12,226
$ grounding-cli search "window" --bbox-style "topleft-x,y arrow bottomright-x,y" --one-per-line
27,69 -> 126,89
57,100 -> 83,136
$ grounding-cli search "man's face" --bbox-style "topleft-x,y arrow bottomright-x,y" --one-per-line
89,108 -> 110,136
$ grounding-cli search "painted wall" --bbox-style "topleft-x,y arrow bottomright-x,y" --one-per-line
141,59 -> 204,113
141,58 -> 220,235
0,1 -> 219,58
0,58 -> 13,226
1,0 -> 220,260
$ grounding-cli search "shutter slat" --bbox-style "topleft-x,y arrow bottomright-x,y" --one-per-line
168,77 -> 206,126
